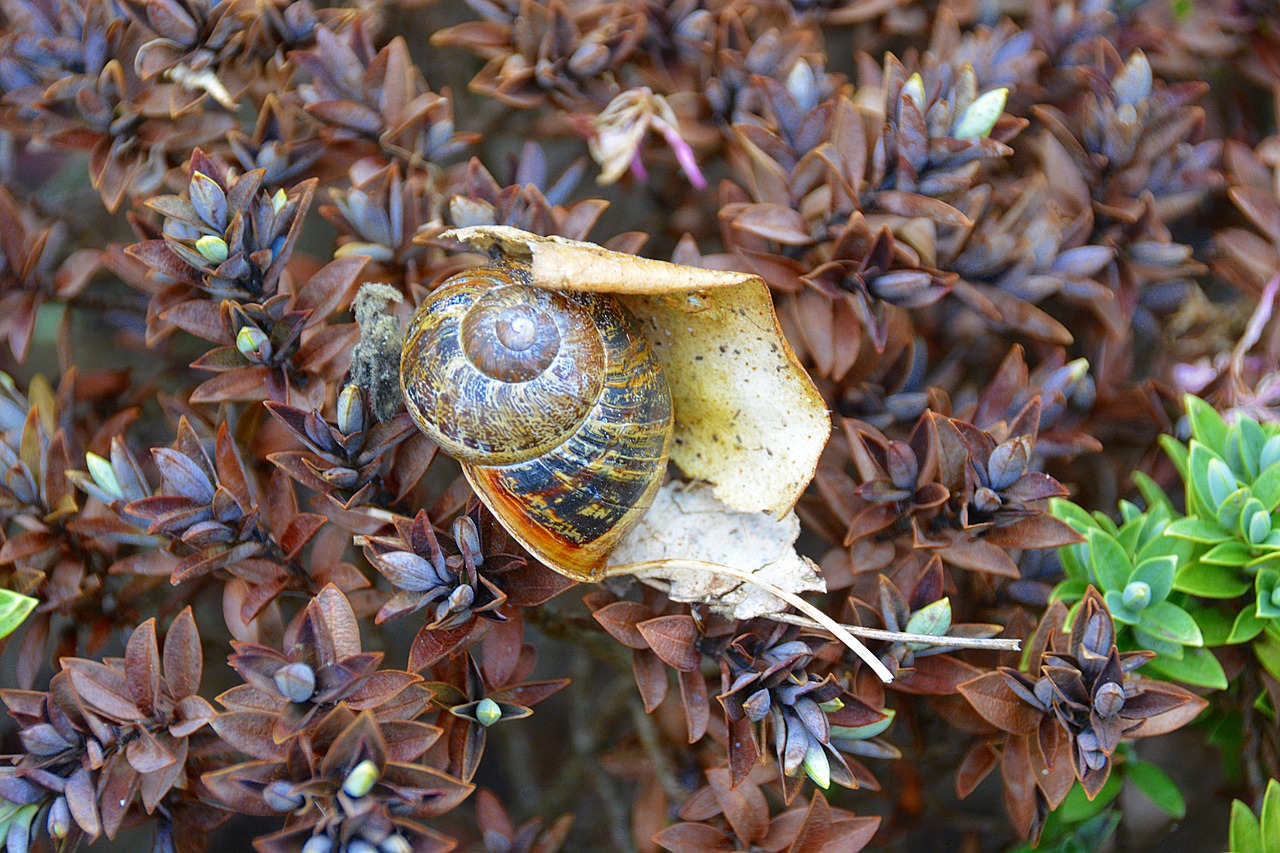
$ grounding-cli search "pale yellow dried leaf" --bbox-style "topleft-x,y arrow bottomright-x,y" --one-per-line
440,226 -> 831,516
624,282 -> 829,516
609,482 -> 825,619
440,225 -> 752,294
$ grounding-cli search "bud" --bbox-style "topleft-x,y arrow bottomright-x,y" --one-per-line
337,384 -> 365,435
272,188 -> 288,214
86,452 -> 122,499
343,759 -> 380,798
264,780 -> 306,812
236,325 -> 269,358
973,486 -> 1002,513
1250,509 -> 1273,546
742,689 -> 771,722
987,436 -> 1031,490
381,836 -> 413,853
453,516 -> 483,566
46,796 -> 71,839
1093,682 -> 1126,717
195,234 -> 229,264
567,41 -> 610,77
301,837 -> 334,853
1113,51 -> 1153,107
273,662 -> 316,703
1121,581 -> 1151,611
1206,458 -> 1237,507
475,697 -> 502,727
902,73 -> 925,109
1261,435 -> 1280,472
1271,584 -> 1280,611
953,87 -> 1009,138
446,584 -> 475,612
885,441 -> 918,491
802,740 -> 831,789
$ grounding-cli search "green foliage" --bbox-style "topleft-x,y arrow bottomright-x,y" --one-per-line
0,589 -> 37,640
1162,397 -> 1280,682
1050,495 -> 1221,687
1009,755 -> 1184,853
1226,778 -> 1280,853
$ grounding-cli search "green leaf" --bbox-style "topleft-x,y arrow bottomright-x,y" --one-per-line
1230,608 -> 1270,645
1131,555 -> 1176,605
1049,578 -> 1090,604
1057,775 -> 1123,823
1230,797 -> 1263,853
1263,778 -> 1280,853
1234,416 -> 1267,481
1253,461 -> 1280,511
830,708 -> 895,741
1166,516 -> 1232,544
1087,528 -> 1132,592
1189,442 -> 1231,520
1143,646 -> 1227,690
0,589 -> 37,640
1051,497 -> 1100,533
1091,511 -> 1121,537
1160,435 -> 1190,482
1186,395 -> 1229,454
1106,589 -> 1141,625
1174,562 -> 1250,598
1126,761 -> 1186,819
1194,607 -> 1235,646
1203,540 -> 1257,567
1132,471 -> 1175,514
905,598 -> 951,649
1118,522 -> 1144,557
1139,601 -> 1202,646
1059,541 -> 1089,581
1133,627 -> 1185,659
1254,631 -> 1280,681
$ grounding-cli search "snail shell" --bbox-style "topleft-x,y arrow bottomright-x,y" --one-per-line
401,263 -> 673,580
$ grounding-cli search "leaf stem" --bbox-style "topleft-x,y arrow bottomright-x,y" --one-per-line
605,559 -> 897,683
768,612 -> 1022,651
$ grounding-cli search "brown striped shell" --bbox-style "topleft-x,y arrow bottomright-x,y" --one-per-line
400,263 -> 673,581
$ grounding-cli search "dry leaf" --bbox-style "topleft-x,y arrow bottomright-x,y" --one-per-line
438,226 -> 830,517
608,481 -> 825,619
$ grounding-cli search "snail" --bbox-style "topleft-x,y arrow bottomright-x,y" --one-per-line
400,262 -> 674,581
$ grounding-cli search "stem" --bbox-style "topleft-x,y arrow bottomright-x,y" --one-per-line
606,559 -> 896,683
768,612 -> 1022,651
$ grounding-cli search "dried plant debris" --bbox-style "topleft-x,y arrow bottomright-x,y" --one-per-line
609,481 -> 825,620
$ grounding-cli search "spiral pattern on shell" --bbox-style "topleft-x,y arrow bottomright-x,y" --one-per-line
401,263 -> 674,580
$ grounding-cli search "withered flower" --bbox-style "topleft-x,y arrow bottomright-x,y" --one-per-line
122,0 -> 246,109
588,88 -> 706,188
